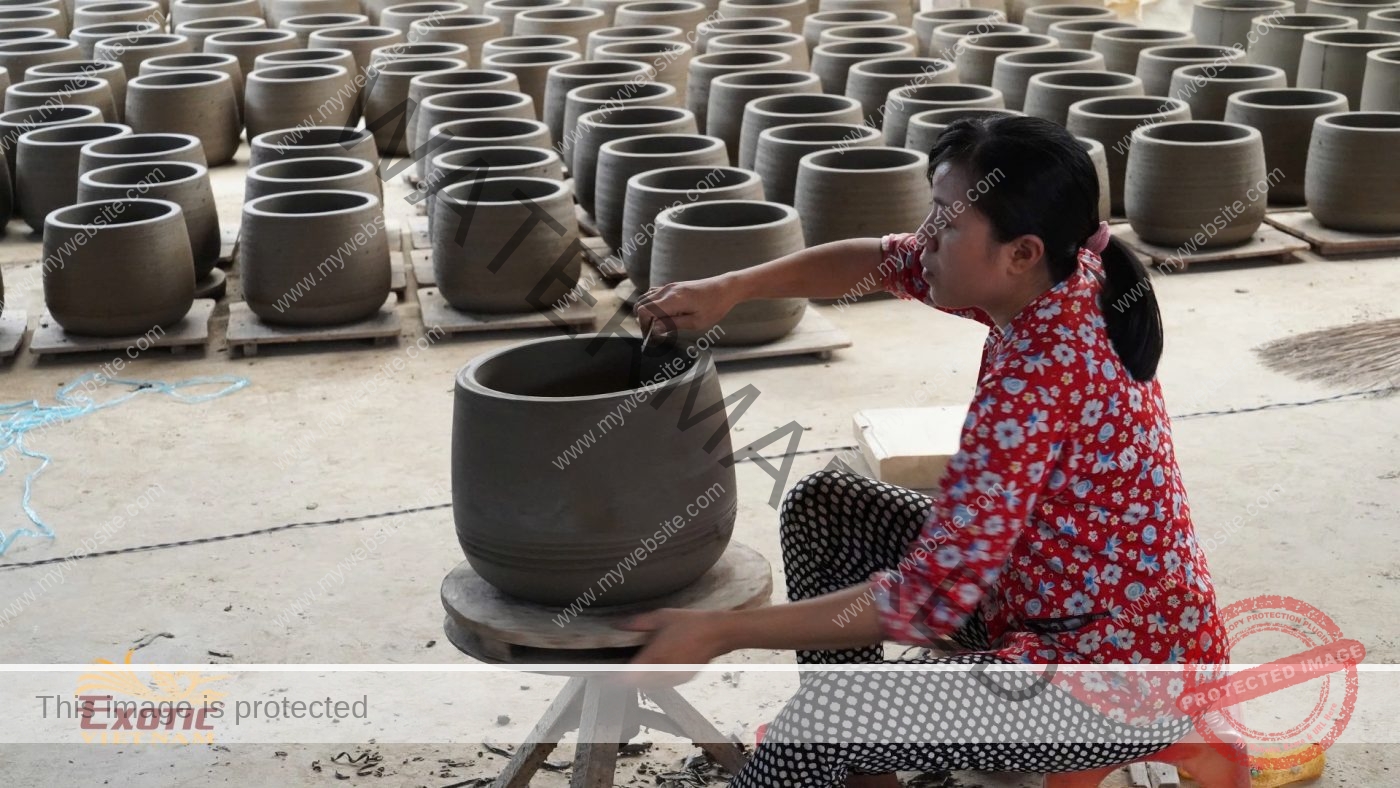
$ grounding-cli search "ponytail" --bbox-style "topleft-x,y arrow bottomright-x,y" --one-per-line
1096,236 -> 1163,382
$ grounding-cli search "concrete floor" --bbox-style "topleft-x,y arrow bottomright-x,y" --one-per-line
3,2 -> 1400,785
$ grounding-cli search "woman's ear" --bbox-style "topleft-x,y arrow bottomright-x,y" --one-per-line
1003,234 -> 1046,276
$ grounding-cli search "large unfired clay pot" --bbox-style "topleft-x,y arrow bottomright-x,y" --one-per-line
991,48 -> 1104,111
811,39 -> 916,94
174,17 -> 267,52
23,61 -> 128,122
409,15 -> 500,66
905,107 -> 1022,154
95,34 -> 194,80
1125,120 -> 1267,246
43,198 -> 194,336
139,53 -> 242,117
77,131 -> 207,175
170,0 -> 263,27
1193,0 -> 1294,50
615,0 -> 706,31
1305,110 -> 1400,230
1361,46 -> 1400,108
363,55 -> 464,155
653,200 -> 805,344
574,104 -> 696,213
738,92 -> 864,169
432,175 -> 579,312
707,68 -> 819,164
686,50 -> 793,133
1023,69 -> 1143,125
204,29 -> 299,80
754,121 -> 880,204
1022,3 -> 1114,35
422,143 -> 561,218
1078,135 -> 1111,220
481,48 -> 580,117
5,76 -> 116,123
560,79 -> 677,169
591,39 -> 691,99
0,38 -> 80,83
1224,87 -> 1347,202
413,88 -> 535,154
0,103 -> 102,184
1298,29 -> 1400,105
78,160 -> 221,277
585,24 -> 684,59
74,1 -> 165,29
71,22 -> 159,60
805,10 -> 897,52
882,82 -> 1003,146
241,189 -> 390,325
542,59 -> 650,146
927,21 -> 1026,59
915,8 -> 1006,53
621,165 -> 763,289
1065,95 -> 1191,214
243,155 -> 378,202
954,31 -> 1057,86
794,146 -> 930,245
1136,44 -> 1246,95
1091,27 -> 1196,75
697,17 -> 793,55
716,0 -> 804,33
1370,7 -> 1400,28
244,63 -> 354,138
126,70 -> 242,165
1170,63 -> 1287,119
15,122 -> 129,231
308,25 -> 405,77
845,56 -> 957,122
1246,13 -> 1355,85
1047,18 -> 1136,50
513,6 -> 607,41
820,0 -> 911,26
595,132 -> 727,249
452,333 -> 738,606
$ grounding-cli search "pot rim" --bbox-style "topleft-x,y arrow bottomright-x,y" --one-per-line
79,158 -> 207,188
281,13 -> 369,25
430,144 -> 558,170
29,60 -> 125,77
692,50 -> 790,66
699,18 -> 792,32
206,29 -> 297,44
1025,3 -> 1114,14
243,187 -> 381,217
708,31 -> 804,47
0,38 -> 77,53
848,56 -> 954,76
516,6 -> 604,17
130,68 -> 231,87
486,34 -> 580,48
961,32 -> 1058,49
567,79 -> 675,103
455,333 -> 712,403
1076,135 -> 1104,153
483,49 -> 579,64
176,0 -> 259,5
1067,95 -> 1190,118
599,132 -> 724,156
96,34 -> 190,50
893,82 -> 1001,101
1194,0 -> 1291,8
371,56 -> 466,75
812,40 -> 914,55
910,107 -> 1021,124
931,21 -> 1025,37
590,25 -> 683,38
809,10 -> 897,22
247,63 -> 348,82
174,17 -> 263,32
750,93 -> 861,115
760,121 -> 880,143
722,0 -> 804,6
656,198 -> 798,231
1131,119 -> 1261,145
411,14 -> 497,29
1092,26 -> 1194,41
1030,68 -> 1140,87
1368,45 -> 1400,62
821,24 -> 916,38
8,76 -> 106,95
0,30 -> 57,44
438,174 -> 567,205
619,0 -> 706,10
594,40 -> 691,55
917,8 -> 1005,20
1310,0 -> 1399,6
73,22 -> 159,35
578,104 -> 690,126
484,0 -> 568,8
800,145 -> 926,172
18,122 -> 128,147
1302,29 -> 1400,45
1050,18 -> 1135,31
80,0 -> 161,11
1251,12 -> 1357,28
255,49 -> 355,67
246,155 -> 374,183
1372,7 -> 1400,18
1226,87 -> 1348,107
83,131 -> 202,158
376,43 -> 471,57
549,60 -> 651,77
383,1 -> 467,13
997,48 -> 1101,64
311,25 -> 402,40
0,104 -> 103,125
422,88 -> 533,110
251,126 -> 374,151
711,68 -> 817,87
1172,63 -> 1285,81
628,164 -> 759,193
428,116 -> 547,138
141,52 -> 238,69
1138,44 -> 1243,60
47,197 -> 182,230
1315,110 -> 1400,130
413,69 -> 517,88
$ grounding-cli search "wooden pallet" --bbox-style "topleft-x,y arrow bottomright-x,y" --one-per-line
0,309 -> 28,361
576,204 -> 599,238
225,295 -> 401,357
1111,224 -> 1309,270
218,226 -> 238,270
29,300 -> 215,358
580,236 -> 628,283
418,286 -> 597,336
1266,210 -> 1400,257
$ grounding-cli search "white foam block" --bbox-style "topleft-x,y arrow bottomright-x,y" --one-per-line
852,406 -> 966,491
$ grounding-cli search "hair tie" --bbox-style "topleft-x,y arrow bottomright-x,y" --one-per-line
1083,221 -> 1111,254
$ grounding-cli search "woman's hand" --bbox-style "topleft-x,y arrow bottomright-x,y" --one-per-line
635,277 -> 739,339
616,608 -> 731,688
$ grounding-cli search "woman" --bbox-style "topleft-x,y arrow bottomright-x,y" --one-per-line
626,117 -> 1239,787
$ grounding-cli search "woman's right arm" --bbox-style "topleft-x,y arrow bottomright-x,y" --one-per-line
636,237 -> 885,335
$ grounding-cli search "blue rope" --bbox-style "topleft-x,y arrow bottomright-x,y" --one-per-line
0,374 -> 250,557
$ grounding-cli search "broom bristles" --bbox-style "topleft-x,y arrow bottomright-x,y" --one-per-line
1255,317 -> 1400,389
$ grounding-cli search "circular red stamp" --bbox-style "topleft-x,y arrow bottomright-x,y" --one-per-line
1176,594 -> 1365,772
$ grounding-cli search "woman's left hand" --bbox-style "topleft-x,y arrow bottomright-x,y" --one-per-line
616,608 -> 730,687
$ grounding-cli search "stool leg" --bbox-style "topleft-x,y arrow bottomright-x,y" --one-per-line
571,681 -> 631,788
495,677 -> 588,788
644,686 -> 748,775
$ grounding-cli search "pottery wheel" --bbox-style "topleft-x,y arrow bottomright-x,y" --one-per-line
441,541 -> 772,665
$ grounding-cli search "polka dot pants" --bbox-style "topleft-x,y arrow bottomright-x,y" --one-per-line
729,470 -> 1194,788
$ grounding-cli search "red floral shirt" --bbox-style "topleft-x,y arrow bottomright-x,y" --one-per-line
870,233 -> 1230,724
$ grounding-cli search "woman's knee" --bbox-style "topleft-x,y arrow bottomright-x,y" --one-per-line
779,470 -> 844,547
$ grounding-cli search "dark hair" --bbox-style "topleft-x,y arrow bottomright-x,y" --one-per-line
926,115 -> 1163,381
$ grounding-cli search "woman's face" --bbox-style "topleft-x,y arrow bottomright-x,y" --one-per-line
915,161 -> 1010,312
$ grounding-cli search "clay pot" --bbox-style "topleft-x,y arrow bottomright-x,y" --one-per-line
71,22 -> 158,60
243,155 -> 377,204
718,0 -> 804,31
421,117 -> 550,187
452,332 -> 738,606
615,0 -> 706,32
408,15 -> 499,65
956,32 -> 1057,86
204,30 -> 298,82
96,35 -> 194,81
1078,135 -> 1110,220
414,89 -> 536,164
170,0 -> 264,27
422,144 -> 559,219
992,48 -> 1104,111
586,24 -> 684,59
543,59 -> 649,147
1124,120 -> 1266,246
1022,4 -> 1113,35
804,10 -> 898,52
481,0 -> 569,34
1091,27 -> 1196,75
927,21 -> 1026,59
621,165 -> 761,288
561,79 -> 677,169
755,121 -> 880,203
409,67 -> 519,152
280,14 -> 372,46
813,40 -> 918,95
817,23 -> 919,52
257,47 -> 360,120
574,104 -> 696,213
479,34 -> 582,61
694,17 -> 787,54
1361,46 -> 1400,107
73,1 -> 164,28
248,125 -> 379,166
1308,0 -> 1399,27
125,71 -> 241,165
369,40 -> 470,66
1010,0 -> 1102,24
1223,87 -> 1346,202
481,49 -> 581,118
905,107 -> 1022,152
432,176 -> 577,311
882,82 -> 1003,146
242,189 -> 390,325
1047,18 -> 1137,50
1370,7 -> 1400,29
140,53 -> 242,118
308,26 -> 404,80
845,56 -> 957,123
706,69 -> 817,165
380,1 -> 466,35
1305,110 -> 1400,230
174,18 -> 266,51
15,122 -> 128,231
78,160 -> 220,277
1171,63 -> 1288,120
1136,44 -> 1246,95
1193,0 -> 1294,50
686,50 -> 792,132
0,9 -> 65,35
914,8 -> 1006,55
592,39 -> 692,100
1024,69 -> 1142,126
708,31 -> 809,69
5,77 -> 117,123
738,92 -> 863,169
43,198 -> 194,336
653,200 -> 804,344
77,133 -> 206,181
244,64 -> 353,139
363,56 -> 464,155
581,0 -> 637,24
595,132 -> 726,248
0,104 -> 102,185
23,60 -> 127,124
1065,95 -> 1191,213
513,6 -> 606,41
1298,29 -> 1400,105
820,0 -> 911,27
794,146 -> 930,245
1246,13 -> 1355,85
0,39 -> 80,84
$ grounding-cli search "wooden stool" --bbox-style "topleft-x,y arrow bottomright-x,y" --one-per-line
440,541 -> 773,788
1044,726 -> 1252,788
